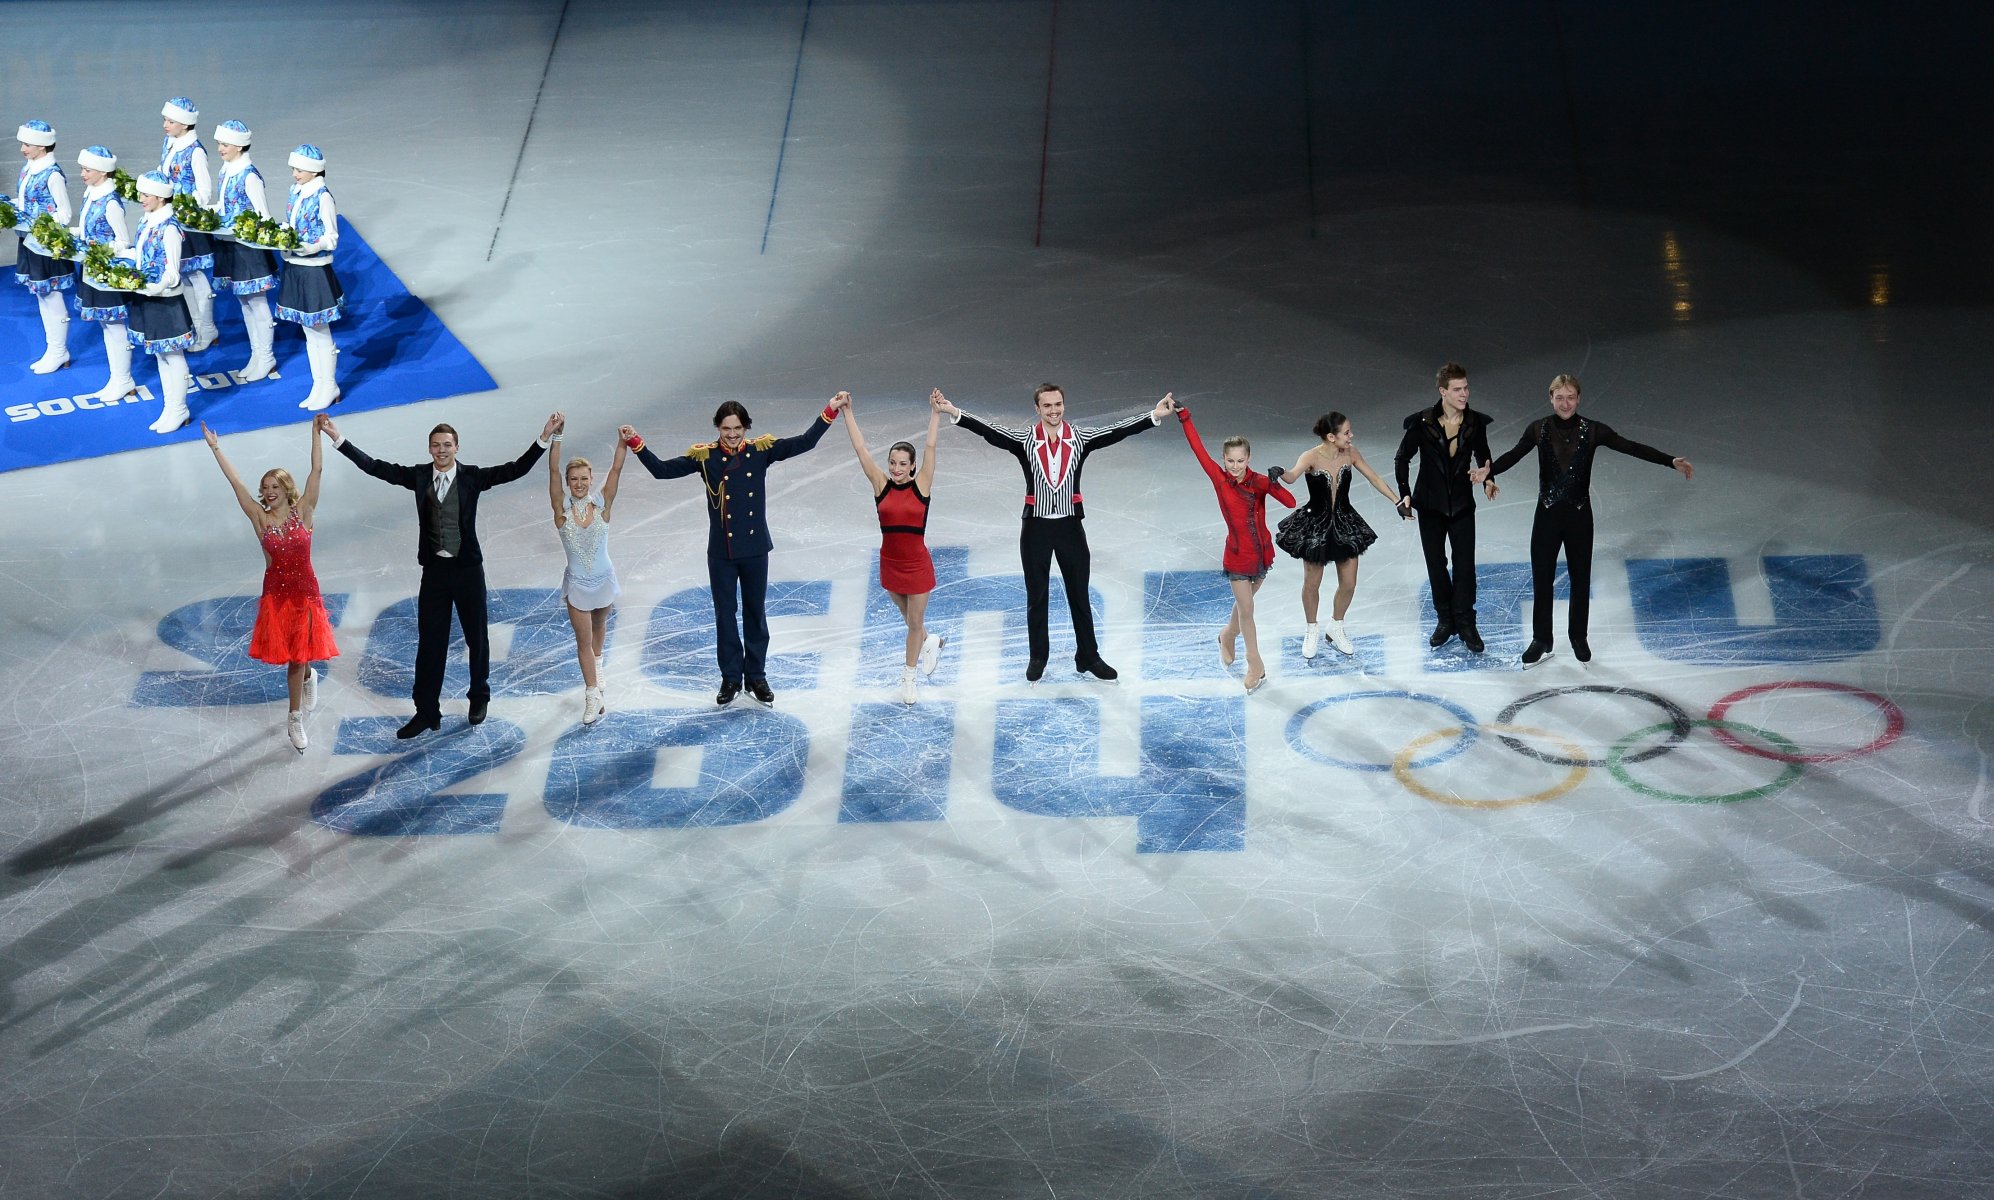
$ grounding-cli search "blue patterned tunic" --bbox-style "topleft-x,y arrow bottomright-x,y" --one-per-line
15,159 -> 74,294
128,216 -> 196,352
159,135 -> 214,269
75,189 -> 129,323
215,162 -> 278,294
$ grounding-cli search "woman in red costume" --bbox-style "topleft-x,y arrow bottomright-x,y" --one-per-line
842,390 -> 945,704
1178,406 -> 1296,691
202,418 -> 340,752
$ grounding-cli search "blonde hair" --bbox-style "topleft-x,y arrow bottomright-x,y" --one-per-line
1221,435 -> 1250,456
1548,373 -> 1582,395
564,456 -> 594,477
261,468 -> 300,509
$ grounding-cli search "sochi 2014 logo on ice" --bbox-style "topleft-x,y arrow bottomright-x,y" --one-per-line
130,547 -> 1894,851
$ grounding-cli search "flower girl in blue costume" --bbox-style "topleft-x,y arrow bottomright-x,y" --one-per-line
72,145 -> 138,404
130,171 -> 198,434
157,96 -> 219,350
209,120 -> 280,381
14,119 -> 74,374
277,144 -> 342,412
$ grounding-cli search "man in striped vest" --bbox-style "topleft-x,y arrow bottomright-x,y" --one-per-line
936,384 -> 1175,682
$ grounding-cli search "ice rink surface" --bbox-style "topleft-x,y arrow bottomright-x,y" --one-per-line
4,2 -> 1994,1196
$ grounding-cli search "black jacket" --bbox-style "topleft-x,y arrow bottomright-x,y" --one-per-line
1393,403 -> 1493,519
338,438 -> 545,566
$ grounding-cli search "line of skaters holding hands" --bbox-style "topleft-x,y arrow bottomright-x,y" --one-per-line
13,103 -> 344,434
204,370 -> 1690,748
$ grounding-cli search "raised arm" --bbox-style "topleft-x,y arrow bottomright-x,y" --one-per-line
600,437 -> 630,518
300,419 -> 325,520
841,396 -> 888,494
477,411 -> 560,488
1080,393 -> 1173,453
546,432 -> 566,525
623,423 -> 703,481
1175,407 -> 1225,486
915,395 -> 942,494
763,396 -> 845,463
200,422 -> 266,529
322,415 -> 424,490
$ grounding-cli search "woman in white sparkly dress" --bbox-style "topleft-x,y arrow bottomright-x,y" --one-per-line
548,423 -> 626,725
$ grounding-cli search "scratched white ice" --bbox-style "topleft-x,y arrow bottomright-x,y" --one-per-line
1,3 -> 1990,1198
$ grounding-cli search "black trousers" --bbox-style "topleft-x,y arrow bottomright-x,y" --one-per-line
1417,507 -> 1477,626
708,551 -> 771,684
415,558 -> 490,718
1020,518 -> 1098,664
1530,501 -> 1594,643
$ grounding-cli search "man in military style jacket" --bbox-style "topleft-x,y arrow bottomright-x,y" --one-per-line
620,394 -> 847,706
1393,363 -> 1497,653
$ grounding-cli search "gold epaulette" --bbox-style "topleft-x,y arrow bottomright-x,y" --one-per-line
686,441 -> 716,461
751,433 -> 777,451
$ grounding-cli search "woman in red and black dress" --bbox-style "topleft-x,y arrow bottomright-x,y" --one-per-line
842,390 -> 944,704
1178,406 -> 1296,692
202,419 -> 341,753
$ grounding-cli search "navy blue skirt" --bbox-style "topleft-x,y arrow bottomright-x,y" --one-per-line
213,239 -> 280,293
276,263 -> 343,326
180,229 -> 215,270
127,292 -> 196,353
75,273 -> 128,323
15,245 -> 75,295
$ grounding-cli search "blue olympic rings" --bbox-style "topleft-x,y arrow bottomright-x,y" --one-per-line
1286,690 -> 1479,773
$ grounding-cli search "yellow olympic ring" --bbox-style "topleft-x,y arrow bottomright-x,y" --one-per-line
1391,724 -> 1590,809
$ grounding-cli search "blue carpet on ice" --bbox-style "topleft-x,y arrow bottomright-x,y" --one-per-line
0,216 -> 494,473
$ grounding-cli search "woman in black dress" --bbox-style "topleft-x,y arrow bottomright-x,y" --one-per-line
1273,412 -> 1405,658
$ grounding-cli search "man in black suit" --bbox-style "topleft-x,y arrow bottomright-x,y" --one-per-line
1393,363 -> 1499,653
318,411 -> 561,737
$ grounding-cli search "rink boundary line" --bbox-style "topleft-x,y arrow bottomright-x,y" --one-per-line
761,0 -> 818,254
488,0 -> 575,262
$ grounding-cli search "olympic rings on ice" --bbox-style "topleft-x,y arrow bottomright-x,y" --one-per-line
1285,677 -> 1906,808
1706,680 -> 1906,765
1607,718 -> 1806,804
1392,724 -> 1589,809
1494,685 -> 1694,768
1286,690 -> 1478,773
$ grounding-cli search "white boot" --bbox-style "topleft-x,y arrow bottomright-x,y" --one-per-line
287,711 -> 308,753
900,666 -> 918,705
1327,618 -> 1354,655
582,686 -> 605,726
302,667 -> 319,713
148,352 -> 191,434
31,293 -> 70,373
94,323 -> 137,401
298,325 -> 340,411
1301,623 -> 1320,660
918,633 -> 944,676
237,292 -> 277,380
186,271 -> 218,350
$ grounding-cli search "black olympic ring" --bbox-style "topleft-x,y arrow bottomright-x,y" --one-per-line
1492,686 -> 1695,769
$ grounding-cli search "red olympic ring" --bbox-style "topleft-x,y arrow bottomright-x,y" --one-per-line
1705,681 -> 1905,765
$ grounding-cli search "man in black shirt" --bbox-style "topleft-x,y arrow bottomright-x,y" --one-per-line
1393,363 -> 1497,652
1477,375 -> 1693,666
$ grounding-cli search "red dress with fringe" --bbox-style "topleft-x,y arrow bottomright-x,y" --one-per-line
248,510 -> 340,665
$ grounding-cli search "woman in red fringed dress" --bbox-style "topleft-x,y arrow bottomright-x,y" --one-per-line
202,418 -> 340,752
1178,406 -> 1296,692
841,390 -> 945,705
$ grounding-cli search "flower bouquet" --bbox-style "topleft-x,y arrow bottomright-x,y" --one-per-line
82,241 -> 148,292
0,196 -> 20,231
111,169 -> 141,203
30,212 -> 78,260
171,192 -> 222,233
232,211 -> 300,250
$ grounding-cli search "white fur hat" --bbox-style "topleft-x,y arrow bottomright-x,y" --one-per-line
16,119 -> 56,147
288,143 -> 326,173
161,97 -> 199,126
214,120 -> 252,147
136,171 -> 174,199
78,146 -> 117,172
